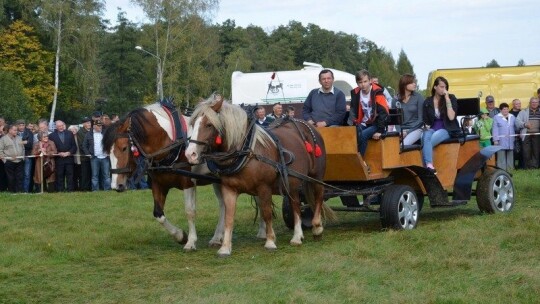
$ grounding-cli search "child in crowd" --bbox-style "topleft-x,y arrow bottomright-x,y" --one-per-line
474,109 -> 493,148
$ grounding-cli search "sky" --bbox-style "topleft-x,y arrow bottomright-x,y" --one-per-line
105,0 -> 539,89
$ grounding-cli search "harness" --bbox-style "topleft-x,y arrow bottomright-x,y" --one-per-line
199,115 -> 334,197
111,100 -> 220,183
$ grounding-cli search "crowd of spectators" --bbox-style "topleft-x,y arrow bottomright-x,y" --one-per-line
0,112 -> 148,193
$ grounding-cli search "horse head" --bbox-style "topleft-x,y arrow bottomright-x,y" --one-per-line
103,118 -> 136,192
103,104 -> 175,191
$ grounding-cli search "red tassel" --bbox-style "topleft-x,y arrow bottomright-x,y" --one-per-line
271,72 -> 276,80
314,144 -> 322,157
131,146 -> 140,157
304,141 -> 313,153
215,135 -> 222,145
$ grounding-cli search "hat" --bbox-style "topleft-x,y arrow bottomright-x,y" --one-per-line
15,119 -> 25,125
486,95 -> 495,103
478,109 -> 488,116
82,117 -> 92,123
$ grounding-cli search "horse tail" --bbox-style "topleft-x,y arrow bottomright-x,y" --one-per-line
303,181 -> 337,222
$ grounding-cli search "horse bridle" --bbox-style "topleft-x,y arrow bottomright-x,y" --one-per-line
110,116 -> 186,175
109,132 -> 136,175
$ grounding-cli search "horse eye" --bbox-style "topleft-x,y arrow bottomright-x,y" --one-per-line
122,146 -> 127,152
205,123 -> 213,128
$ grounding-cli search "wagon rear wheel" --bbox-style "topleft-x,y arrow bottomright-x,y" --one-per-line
380,185 -> 419,230
476,169 -> 514,213
282,196 -> 313,230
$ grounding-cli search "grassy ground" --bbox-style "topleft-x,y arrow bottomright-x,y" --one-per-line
1,170 -> 539,303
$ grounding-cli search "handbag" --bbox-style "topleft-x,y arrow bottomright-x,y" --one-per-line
43,160 -> 54,179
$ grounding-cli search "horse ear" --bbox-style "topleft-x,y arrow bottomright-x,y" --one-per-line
211,96 -> 224,113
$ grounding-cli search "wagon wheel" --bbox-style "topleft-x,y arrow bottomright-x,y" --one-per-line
380,185 -> 419,230
282,195 -> 313,230
476,169 -> 514,213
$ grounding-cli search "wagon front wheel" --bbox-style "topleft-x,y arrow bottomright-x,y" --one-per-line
380,185 -> 419,230
476,169 -> 514,213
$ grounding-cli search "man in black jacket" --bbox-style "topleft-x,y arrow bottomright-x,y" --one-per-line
49,120 -> 77,191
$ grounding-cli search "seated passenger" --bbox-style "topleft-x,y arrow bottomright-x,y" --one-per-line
421,76 -> 460,174
254,107 -> 270,127
302,69 -> 347,127
395,74 -> 424,145
348,70 -> 389,155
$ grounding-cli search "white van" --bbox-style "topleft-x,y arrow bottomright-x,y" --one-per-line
231,62 -> 357,105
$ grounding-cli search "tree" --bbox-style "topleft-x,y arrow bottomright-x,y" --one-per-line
0,70 -> 33,122
0,20 -> 54,119
34,0 -> 105,124
131,0 -> 219,104
99,10 -> 148,115
517,59 -> 525,66
396,49 -> 414,76
486,59 -> 500,68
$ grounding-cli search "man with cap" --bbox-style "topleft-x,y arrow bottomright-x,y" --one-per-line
474,109 -> 493,148
485,95 -> 500,118
77,117 -> 92,191
16,119 -> 34,192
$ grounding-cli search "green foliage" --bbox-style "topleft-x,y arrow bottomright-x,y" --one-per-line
99,11 -> 148,115
0,20 -> 54,119
396,49 -> 415,76
486,59 -> 500,68
0,170 -> 539,302
0,70 -> 33,122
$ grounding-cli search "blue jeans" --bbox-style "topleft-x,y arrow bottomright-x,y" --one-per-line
357,125 -> 378,156
90,157 -> 111,191
422,129 -> 450,165
23,157 -> 33,192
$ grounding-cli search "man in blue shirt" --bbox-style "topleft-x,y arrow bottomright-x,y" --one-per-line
302,69 -> 347,127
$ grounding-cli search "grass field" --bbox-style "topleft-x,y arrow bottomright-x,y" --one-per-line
1,170 -> 540,303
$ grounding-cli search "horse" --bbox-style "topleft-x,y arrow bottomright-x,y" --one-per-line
185,96 -> 333,257
103,102 -> 266,251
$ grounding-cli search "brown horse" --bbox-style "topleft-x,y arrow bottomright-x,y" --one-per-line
103,103 -> 265,251
185,96 -> 331,257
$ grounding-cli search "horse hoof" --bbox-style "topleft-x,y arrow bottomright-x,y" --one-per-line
217,252 -> 230,258
183,245 -> 197,252
176,231 -> 188,245
290,240 -> 302,246
313,234 -> 322,242
208,239 -> 222,247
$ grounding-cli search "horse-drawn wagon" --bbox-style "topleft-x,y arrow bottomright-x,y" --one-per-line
282,108 -> 515,231
106,96 -> 514,256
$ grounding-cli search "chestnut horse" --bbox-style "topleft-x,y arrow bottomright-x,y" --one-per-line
103,103 -> 266,251
185,96 -> 332,257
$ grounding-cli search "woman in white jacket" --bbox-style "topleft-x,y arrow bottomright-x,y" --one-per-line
492,103 -> 515,170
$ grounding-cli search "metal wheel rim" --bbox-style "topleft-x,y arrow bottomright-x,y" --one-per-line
492,174 -> 514,212
398,190 -> 418,229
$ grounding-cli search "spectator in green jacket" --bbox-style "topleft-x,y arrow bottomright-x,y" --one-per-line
474,109 -> 493,148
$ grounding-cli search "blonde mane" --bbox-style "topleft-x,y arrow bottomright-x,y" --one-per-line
190,98 -> 275,150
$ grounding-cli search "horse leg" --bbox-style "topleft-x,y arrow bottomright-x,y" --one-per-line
152,187 -> 188,246
209,183 -> 225,247
257,189 -> 276,250
253,196 -> 267,239
217,186 -> 238,258
311,183 -> 325,240
289,189 -> 304,246
182,187 -> 197,251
